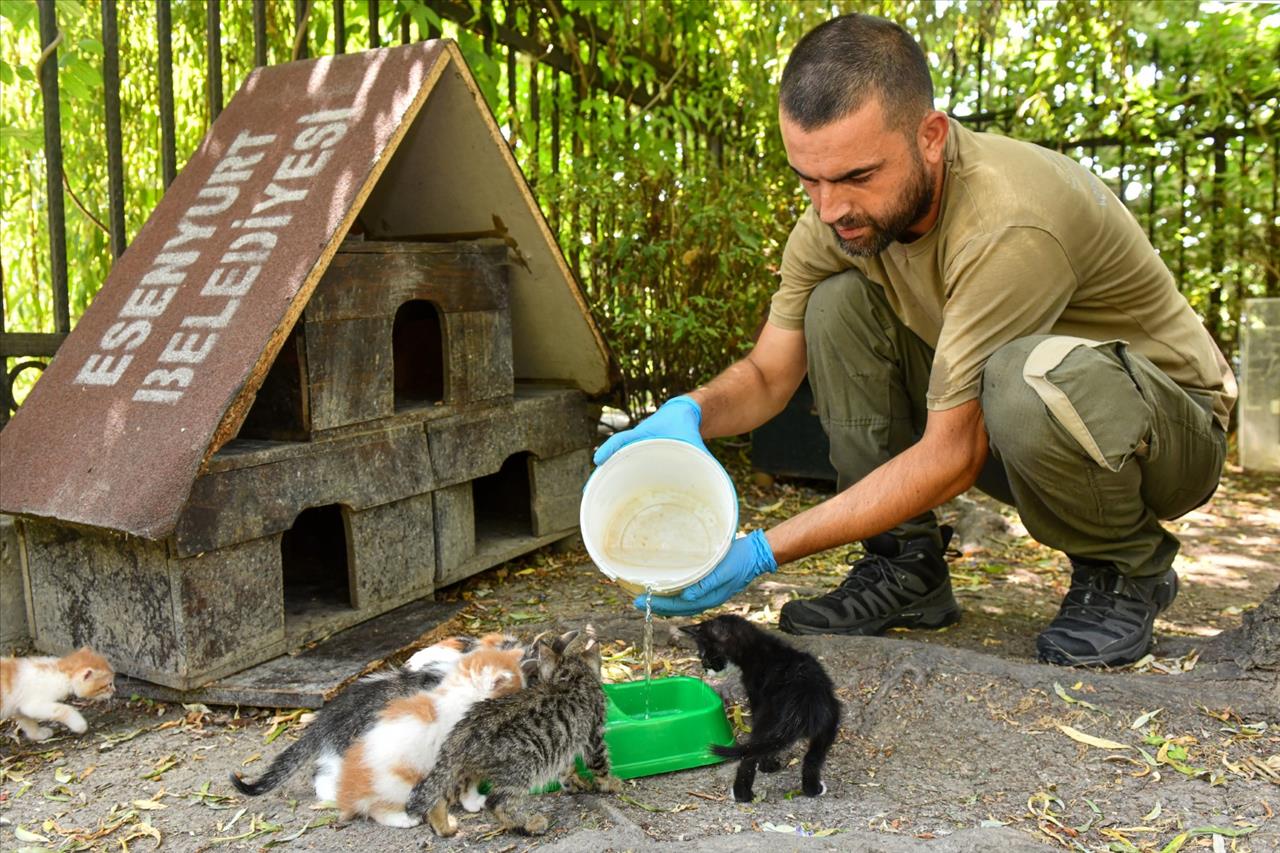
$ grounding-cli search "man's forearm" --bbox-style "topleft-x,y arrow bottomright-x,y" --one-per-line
764,400 -> 989,564
686,323 -> 808,439
687,359 -> 789,438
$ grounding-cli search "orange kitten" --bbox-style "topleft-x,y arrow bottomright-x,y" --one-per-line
0,647 -> 116,741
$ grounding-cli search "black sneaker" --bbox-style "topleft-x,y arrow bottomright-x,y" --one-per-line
778,529 -> 960,636
1036,559 -> 1179,667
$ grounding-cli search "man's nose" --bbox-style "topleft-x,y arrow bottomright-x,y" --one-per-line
816,183 -> 850,224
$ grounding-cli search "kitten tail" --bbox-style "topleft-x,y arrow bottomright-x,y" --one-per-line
229,727 -> 324,796
710,731 -> 797,761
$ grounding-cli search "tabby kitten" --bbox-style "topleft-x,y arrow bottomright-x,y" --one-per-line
680,614 -> 840,802
1,647 -> 116,741
231,633 -> 520,802
407,625 -> 621,838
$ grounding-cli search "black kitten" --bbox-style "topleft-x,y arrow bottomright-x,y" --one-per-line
680,614 -> 840,802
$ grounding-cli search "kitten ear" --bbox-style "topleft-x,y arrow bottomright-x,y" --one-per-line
553,630 -> 581,654
535,636 -> 559,662
677,624 -> 698,637
79,668 -> 96,683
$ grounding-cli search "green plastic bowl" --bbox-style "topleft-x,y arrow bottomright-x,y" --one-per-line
516,676 -> 733,794
601,675 -> 735,779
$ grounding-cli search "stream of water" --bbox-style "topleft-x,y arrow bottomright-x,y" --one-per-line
642,587 -> 653,719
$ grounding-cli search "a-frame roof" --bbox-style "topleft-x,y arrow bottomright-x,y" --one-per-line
0,40 -> 615,539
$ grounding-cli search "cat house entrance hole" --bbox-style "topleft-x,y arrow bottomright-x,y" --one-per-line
473,452 -> 533,551
280,504 -> 355,627
236,325 -> 309,441
393,300 -> 445,409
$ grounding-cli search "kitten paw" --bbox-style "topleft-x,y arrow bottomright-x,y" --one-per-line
523,814 -> 549,835
565,771 -> 592,792
460,788 -> 487,813
729,783 -> 755,803
374,811 -> 421,828
594,774 -> 622,794
428,811 -> 459,838
802,780 -> 828,797
28,726 -> 54,742
67,716 -> 88,734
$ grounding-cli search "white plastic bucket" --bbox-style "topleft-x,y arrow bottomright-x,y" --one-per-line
580,438 -> 738,594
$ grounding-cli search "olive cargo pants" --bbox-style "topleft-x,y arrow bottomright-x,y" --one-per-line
802,271 -> 1227,579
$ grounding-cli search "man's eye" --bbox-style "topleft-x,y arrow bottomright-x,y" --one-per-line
843,174 -> 870,185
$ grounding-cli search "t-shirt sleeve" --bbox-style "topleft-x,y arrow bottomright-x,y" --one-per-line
928,227 -> 1078,410
770,205 -> 858,330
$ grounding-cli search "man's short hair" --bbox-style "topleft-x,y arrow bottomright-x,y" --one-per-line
780,13 -> 935,134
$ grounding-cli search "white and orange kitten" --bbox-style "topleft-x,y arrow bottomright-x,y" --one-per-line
330,643 -> 527,827
0,647 -> 116,741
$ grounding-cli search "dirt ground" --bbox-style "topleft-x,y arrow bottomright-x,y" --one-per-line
2,445 -> 1277,853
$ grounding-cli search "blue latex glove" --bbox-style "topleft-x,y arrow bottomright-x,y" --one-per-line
640,530 -> 777,617
593,395 -> 707,466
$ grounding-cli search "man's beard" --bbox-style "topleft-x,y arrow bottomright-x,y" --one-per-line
831,151 -> 935,258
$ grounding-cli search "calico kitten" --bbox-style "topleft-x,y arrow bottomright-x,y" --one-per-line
331,644 -> 527,826
680,614 -> 840,802
407,625 -> 621,838
231,633 -> 521,802
0,647 -> 116,741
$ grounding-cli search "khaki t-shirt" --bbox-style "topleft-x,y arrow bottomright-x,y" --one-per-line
771,119 -> 1237,430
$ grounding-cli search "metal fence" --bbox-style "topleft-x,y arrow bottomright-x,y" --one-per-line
2,1 -> 1276,425
1,0 -> 709,425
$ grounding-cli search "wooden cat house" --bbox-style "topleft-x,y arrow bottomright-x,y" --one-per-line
0,41 -> 616,691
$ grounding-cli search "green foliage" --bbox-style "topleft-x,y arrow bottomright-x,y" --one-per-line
1,0 -> 1277,419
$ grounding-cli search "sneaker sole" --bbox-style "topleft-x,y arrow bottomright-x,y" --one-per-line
1036,633 -> 1152,668
779,584 -> 961,637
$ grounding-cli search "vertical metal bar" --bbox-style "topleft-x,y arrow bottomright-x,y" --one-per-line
528,4 -> 539,183
481,0 -> 493,55
101,0 -> 126,259
506,0 -> 516,144
157,0 -> 177,188
551,70 -> 560,175
253,0 -> 268,67
36,0 -> 69,334
334,0 -> 346,54
1,254 -> 9,427
294,0 -> 310,60
207,0 -> 223,120
368,0 -> 379,48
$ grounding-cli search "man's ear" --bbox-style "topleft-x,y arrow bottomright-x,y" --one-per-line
917,108 -> 949,167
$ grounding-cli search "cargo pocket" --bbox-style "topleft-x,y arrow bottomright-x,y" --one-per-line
1021,336 -> 1153,472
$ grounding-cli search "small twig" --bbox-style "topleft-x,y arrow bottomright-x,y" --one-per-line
639,56 -> 688,114
61,169 -> 111,238
35,29 -> 63,79
291,0 -> 312,62
618,794 -> 664,813
686,790 -> 725,802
